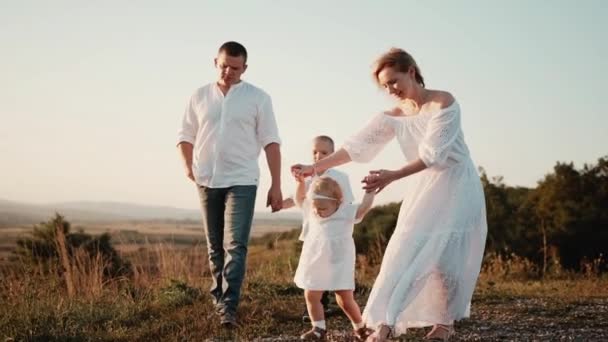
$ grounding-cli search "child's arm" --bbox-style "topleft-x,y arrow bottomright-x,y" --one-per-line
294,178 -> 307,207
355,190 -> 375,221
281,197 -> 295,209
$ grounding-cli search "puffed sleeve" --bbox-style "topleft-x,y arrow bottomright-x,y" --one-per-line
343,113 -> 395,163
418,103 -> 461,167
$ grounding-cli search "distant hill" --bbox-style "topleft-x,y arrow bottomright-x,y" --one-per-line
0,199 -> 301,227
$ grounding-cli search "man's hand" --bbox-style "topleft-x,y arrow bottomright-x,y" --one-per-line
267,185 -> 283,212
263,143 -> 282,212
185,165 -> 195,182
178,142 -> 195,183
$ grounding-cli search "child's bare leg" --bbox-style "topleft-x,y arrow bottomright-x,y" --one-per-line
335,290 -> 373,340
304,290 -> 325,323
334,290 -> 363,324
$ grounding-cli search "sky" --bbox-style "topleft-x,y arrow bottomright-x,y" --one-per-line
1,1 -> 606,213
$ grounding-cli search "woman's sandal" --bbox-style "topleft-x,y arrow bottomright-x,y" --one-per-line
424,324 -> 455,341
365,324 -> 392,342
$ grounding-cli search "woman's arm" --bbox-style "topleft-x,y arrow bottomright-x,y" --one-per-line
314,148 -> 352,173
292,148 -> 352,178
394,158 -> 428,179
363,158 -> 428,193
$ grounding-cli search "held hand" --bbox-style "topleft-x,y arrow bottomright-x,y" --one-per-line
362,169 -> 397,194
267,185 -> 283,213
291,164 -> 315,179
293,170 -> 305,183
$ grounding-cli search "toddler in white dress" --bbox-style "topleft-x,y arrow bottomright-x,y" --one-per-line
293,175 -> 375,341
282,135 -> 355,322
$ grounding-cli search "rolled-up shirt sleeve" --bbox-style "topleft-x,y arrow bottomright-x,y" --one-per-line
177,93 -> 199,146
256,93 -> 282,147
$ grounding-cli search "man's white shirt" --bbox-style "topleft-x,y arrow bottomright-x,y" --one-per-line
178,81 -> 281,187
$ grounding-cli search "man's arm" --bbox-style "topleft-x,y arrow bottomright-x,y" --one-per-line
177,90 -> 199,183
265,142 -> 282,212
177,142 -> 195,182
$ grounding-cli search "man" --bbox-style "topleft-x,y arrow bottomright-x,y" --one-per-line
177,41 -> 282,327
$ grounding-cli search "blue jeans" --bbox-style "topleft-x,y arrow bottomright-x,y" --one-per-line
197,185 -> 257,316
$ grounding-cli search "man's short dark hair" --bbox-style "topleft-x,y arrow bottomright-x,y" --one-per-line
218,41 -> 248,63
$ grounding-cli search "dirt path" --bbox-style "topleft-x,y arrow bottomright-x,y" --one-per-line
207,296 -> 607,341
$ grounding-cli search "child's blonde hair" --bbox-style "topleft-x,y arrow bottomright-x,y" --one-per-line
312,177 -> 343,203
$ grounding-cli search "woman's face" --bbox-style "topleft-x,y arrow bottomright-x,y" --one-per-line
377,66 -> 416,101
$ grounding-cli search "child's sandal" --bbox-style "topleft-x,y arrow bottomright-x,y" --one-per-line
300,326 -> 327,341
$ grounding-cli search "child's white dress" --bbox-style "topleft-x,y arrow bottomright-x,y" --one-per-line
342,101 -> 487,334
294,200 -> 358,291
298,168 -> 355,242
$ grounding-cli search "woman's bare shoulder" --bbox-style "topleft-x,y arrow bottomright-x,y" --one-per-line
430,90 -> 455,109
384,107 -> 403,117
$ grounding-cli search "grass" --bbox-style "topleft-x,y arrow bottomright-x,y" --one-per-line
1,231 -> 607,341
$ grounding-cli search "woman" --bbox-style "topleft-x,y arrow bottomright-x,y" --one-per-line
291,48 -> 487,341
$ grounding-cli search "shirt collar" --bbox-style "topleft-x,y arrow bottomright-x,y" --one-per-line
214,80 -> 246,93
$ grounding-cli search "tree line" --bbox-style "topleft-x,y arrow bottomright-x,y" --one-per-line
354,156 -> 608,275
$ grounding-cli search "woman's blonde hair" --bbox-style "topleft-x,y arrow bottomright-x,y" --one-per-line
312,177 -> 343,203
372,48 -> 425,88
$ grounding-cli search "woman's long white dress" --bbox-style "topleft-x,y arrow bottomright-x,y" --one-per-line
343,100 -> 487,334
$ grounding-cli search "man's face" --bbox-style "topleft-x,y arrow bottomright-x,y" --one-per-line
214,52 -> 247,87
312,139 -> 334,163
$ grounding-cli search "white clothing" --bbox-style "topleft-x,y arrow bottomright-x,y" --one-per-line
343,100 -> 487,334
177,81 -> 281,187
294,201 -> 358,291
298,169 -> 355,241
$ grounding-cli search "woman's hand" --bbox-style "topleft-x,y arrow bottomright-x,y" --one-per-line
362,169 -> 399,194
291,164 -> 315,179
